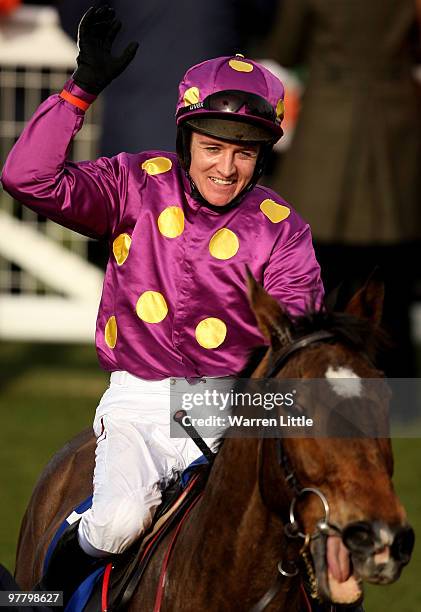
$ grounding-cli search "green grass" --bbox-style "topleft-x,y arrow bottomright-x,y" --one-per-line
0,342 -> 107,572
0,342 -> 420,610
364,438 -> 421,612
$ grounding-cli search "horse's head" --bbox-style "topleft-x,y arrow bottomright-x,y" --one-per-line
247,272 -> 415,606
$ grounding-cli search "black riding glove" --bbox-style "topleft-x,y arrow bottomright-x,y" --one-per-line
73,5 -> 139,95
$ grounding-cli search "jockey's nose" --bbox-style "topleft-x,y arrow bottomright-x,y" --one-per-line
218,150 -> 236,178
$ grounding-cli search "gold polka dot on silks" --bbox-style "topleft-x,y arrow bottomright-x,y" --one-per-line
195,317 -> 227,349
209,228 -> 239,260
112,233 -> 132,265
260,199 -> 291,223
183,87 -> 200,106
276,99 -> 285,120
157,207 -> 185,238
105,315 -> 117,348
136,291 -> 168,323
228,59 -> 254,73
141,157 -> 172,176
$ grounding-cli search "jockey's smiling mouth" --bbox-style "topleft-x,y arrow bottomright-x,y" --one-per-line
189,132 -> 260,206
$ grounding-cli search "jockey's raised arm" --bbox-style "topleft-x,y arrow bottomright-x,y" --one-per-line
1,3 -> 139,240
1,88 -> 125,239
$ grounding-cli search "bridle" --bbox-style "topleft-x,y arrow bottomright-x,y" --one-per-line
265,330 -> 335,378
175,327 -> 362,610
251,329 -> 342,612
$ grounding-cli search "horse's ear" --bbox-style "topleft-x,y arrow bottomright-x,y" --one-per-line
246,267 -> 292,349
325,283 -> 342,312
345,269 -> 384,326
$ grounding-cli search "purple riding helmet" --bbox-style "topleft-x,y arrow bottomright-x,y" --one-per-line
175,54 -> 285,205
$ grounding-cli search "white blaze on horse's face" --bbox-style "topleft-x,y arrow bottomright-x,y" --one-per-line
325,366 -> 362,398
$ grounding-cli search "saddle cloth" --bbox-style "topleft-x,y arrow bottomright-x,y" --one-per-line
44,456 -> 209,612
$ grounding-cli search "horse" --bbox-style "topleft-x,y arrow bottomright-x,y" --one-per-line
14,275 -> 414,611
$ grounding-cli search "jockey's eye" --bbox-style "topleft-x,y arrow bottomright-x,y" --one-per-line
238,149 -> 258,159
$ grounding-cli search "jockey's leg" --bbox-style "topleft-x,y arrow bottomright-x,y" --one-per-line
38,374 -> 203,603
78,375 -> 202,555
78,407 -> 164,555
35,520 -> 101,604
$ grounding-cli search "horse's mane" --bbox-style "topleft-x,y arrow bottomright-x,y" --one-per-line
241,306 -> 388,377
290,308 -> 386,354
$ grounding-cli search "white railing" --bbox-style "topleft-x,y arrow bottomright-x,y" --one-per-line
0,5 -> 103,342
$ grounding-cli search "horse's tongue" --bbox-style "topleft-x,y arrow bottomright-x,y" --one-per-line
327,535 -> 351,582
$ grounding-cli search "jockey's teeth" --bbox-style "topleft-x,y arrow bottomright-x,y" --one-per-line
210,177 -> 234,185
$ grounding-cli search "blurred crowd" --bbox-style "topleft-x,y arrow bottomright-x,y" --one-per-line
266,0 -> 421,378
1,0 -> 421,376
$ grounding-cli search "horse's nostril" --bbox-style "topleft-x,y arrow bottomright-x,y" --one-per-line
391,526 -> 415,564
342,521 -> 376,554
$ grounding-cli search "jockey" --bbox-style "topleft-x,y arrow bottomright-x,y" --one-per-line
1,6 -> 324,605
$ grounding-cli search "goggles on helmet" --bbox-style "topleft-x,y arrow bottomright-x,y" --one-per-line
177,89 -> 280,125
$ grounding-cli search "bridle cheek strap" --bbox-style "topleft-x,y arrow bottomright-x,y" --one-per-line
251,330 -> 337,612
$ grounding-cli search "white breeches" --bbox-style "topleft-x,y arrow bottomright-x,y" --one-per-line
78,371 -> 226,556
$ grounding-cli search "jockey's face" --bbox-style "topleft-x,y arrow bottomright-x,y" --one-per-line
189,132 -> 259,206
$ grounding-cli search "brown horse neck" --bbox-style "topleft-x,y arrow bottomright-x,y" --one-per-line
198,438 -> 268,531
170,438 -> 302,609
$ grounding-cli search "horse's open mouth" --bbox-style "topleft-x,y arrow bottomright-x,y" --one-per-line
312,534 -> 363,605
